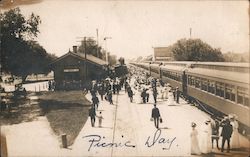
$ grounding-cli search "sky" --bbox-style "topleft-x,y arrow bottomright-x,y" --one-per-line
1,0 -> 249,59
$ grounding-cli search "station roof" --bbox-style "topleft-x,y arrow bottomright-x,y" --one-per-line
50,52 -> 106,67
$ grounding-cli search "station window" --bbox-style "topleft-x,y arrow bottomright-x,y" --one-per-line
237,87 -> 249,107
216,82 -> 225,98
208,81 -> 215,94
225,84 -> 235,102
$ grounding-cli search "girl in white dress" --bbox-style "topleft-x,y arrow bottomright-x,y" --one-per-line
190,122 -> 201,155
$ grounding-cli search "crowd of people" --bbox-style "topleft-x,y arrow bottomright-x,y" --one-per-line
88,76 -> 128,127
86,65 -> 241,155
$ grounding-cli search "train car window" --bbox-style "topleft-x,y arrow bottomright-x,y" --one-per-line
216,82 -> 225,98
177,74 -> 181,81
237,87 -> 249,107
225,84 -> 235,102
201,78 -> 208,91
190,76 -> 195,86
208,81 -> 215,94
195,77 -> 201,88
245,98 -> 249,107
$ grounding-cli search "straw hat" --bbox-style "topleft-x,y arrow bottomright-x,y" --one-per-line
191,122 -> 197,127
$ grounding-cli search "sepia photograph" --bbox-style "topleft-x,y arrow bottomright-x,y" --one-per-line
0,0 -> 249,156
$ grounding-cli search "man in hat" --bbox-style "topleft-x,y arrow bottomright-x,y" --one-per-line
221,118 -> 233,153
176,87 -> 180,104
89,105 -> 96,127
151,104 -> 161,129
211,118 -> 220,150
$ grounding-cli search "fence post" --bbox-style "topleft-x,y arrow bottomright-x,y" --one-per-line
1,131 -> 8,157
61,134 -> 67,148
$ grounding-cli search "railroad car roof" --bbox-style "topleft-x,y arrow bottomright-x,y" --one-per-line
161,61 -> 249,68
187,68 -> 249,84
161,65 -> 249,84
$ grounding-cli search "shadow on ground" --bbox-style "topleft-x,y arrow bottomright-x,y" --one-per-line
38,91 -> 91,146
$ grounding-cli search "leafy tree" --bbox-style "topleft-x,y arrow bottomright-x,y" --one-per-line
78,38 -> 104,59
172,38 -> 225,62
0,8 -> 56,80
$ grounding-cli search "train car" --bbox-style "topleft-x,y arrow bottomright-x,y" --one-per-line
131,61 -> 250,135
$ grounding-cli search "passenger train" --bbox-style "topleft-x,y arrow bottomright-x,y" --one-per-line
131,61 -> 249,136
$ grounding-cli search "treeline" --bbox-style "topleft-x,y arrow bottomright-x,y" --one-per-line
0,8 -> 56,80
133,38 -> 247,62
223,52 -> 249,62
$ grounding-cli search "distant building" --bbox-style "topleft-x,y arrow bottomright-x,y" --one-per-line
153,46 -> 174,61
50,46 -> 106,90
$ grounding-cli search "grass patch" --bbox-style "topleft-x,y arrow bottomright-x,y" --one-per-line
38,91 -> 91,146
0,96 -> 42,125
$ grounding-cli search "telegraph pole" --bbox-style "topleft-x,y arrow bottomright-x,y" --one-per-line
84,37 -> 87,82
96,29 -> 99,58
76,36 -> 94,83
190,28 -> 192,38
104,37 -> 112,65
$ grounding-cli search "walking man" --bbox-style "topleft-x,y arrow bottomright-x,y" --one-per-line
108,90 -> 113,105
151,104 -> 161,129
92,95 -> 99,109
176,87 -> 180,104
127,87 -> 134,103
153,88 -> 158,103
141,89 -> 147,103
89,105 -> 96,127
221,118 -> 233,152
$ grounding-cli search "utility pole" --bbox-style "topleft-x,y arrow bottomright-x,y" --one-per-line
104,37 -> 112,65
190,28 -> 192,38
84,37 -> 87,82
96,29 -> 99,58
76,36 -> 94,83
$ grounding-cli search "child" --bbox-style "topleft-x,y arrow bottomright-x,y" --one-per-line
97,111 -> 104,127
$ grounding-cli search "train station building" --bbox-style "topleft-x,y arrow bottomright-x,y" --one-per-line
50,46 -> 107,90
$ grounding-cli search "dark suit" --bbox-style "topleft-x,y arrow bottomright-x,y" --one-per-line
221,122 -> 233,152
151,107 -> 161,128
89,107 -> 96,127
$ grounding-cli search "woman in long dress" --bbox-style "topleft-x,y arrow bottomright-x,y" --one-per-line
230,116 -> 240,149
162,84 -> 169,100
200,120 -> 212,154
168,87 -> 175,105
190,123 -> 201,155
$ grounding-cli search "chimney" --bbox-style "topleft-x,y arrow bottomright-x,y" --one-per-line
73,46 -> 77,53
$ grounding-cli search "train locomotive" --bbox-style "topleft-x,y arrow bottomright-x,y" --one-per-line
131,61 -> 250,136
